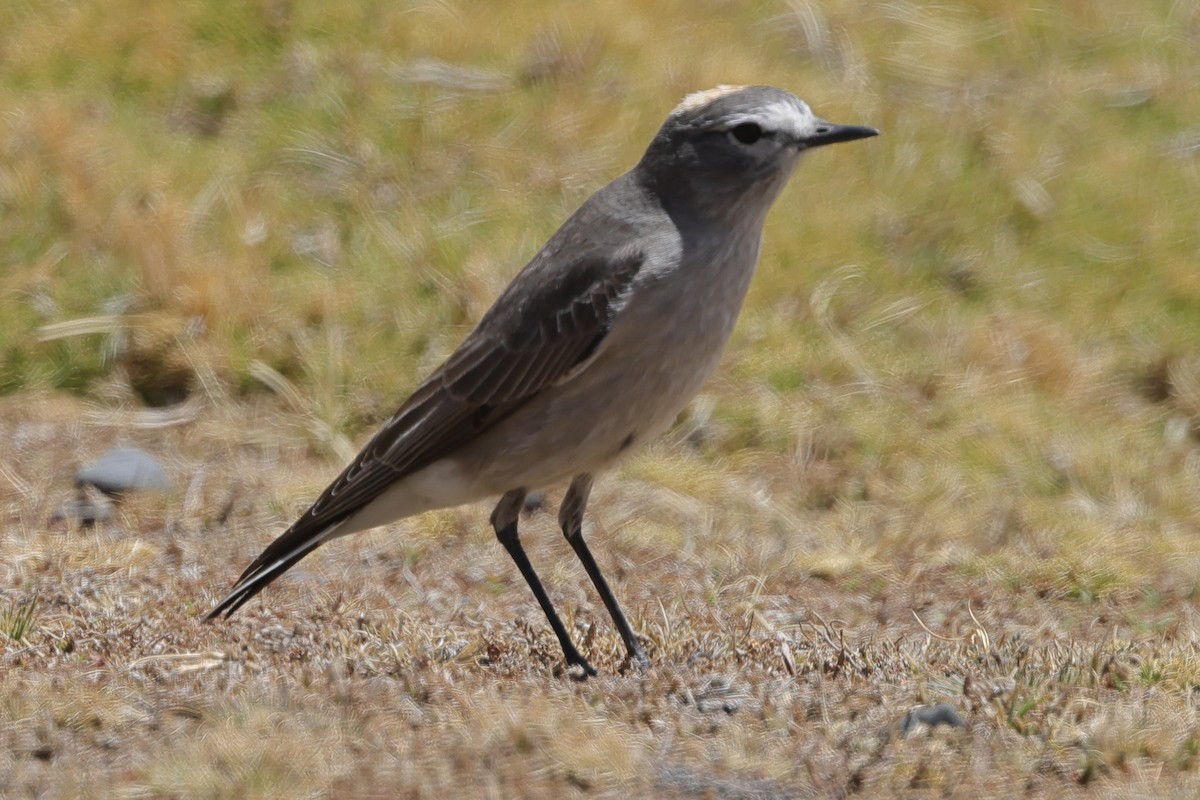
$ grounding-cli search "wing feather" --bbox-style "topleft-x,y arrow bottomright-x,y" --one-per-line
206,246 -> 645,619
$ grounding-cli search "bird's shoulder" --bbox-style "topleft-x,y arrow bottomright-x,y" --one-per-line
471,171 -> 679,348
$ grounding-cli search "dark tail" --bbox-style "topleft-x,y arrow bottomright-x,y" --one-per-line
204,519 -> 345,620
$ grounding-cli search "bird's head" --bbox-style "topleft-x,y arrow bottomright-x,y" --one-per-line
637,85 -> 877,224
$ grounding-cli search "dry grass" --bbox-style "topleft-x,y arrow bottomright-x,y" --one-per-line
3,0 -> 1200,796
5,393 -> 1200,797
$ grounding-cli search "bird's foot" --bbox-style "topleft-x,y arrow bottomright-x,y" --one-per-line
563,656 -> 598,680
619,645 -> 651,675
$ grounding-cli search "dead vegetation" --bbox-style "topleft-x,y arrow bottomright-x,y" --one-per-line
3,393 -> 1200,797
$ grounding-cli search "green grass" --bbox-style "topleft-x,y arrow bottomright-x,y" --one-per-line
3,0 -> 1200,796
0,595 -> 38,642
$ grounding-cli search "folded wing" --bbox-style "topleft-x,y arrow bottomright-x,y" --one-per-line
206,246 -> 644,619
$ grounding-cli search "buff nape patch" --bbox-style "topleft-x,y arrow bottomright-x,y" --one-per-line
671,85 -> 749,117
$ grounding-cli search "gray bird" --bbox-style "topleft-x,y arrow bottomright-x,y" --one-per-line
207,85 -> 877,675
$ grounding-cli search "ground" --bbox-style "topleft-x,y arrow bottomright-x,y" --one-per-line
2,0 -> 1200,797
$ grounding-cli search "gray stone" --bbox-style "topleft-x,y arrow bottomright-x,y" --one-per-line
76,447 -> 172,496
896,703 -> 965,738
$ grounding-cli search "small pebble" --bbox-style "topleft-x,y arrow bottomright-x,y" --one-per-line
896,703 -> 965,738
75,447 -> 172,497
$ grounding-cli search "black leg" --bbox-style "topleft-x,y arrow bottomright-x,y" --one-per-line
560,475 -> 649,669
491,489 -> 596,676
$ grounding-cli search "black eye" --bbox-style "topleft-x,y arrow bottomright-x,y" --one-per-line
731,123 -> 763,145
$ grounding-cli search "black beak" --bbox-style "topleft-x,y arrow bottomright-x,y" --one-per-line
799,120 -> 879,149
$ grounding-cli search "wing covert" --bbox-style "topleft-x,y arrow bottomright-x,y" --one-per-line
298,248 -> 644,527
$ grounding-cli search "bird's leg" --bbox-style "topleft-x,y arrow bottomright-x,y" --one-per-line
491,489 -> 596,676
560,474 -> 649,669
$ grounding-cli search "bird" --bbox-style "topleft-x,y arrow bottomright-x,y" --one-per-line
206,85 -> 877,675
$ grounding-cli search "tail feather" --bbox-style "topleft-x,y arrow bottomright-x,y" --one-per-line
204,520 -> 347,620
